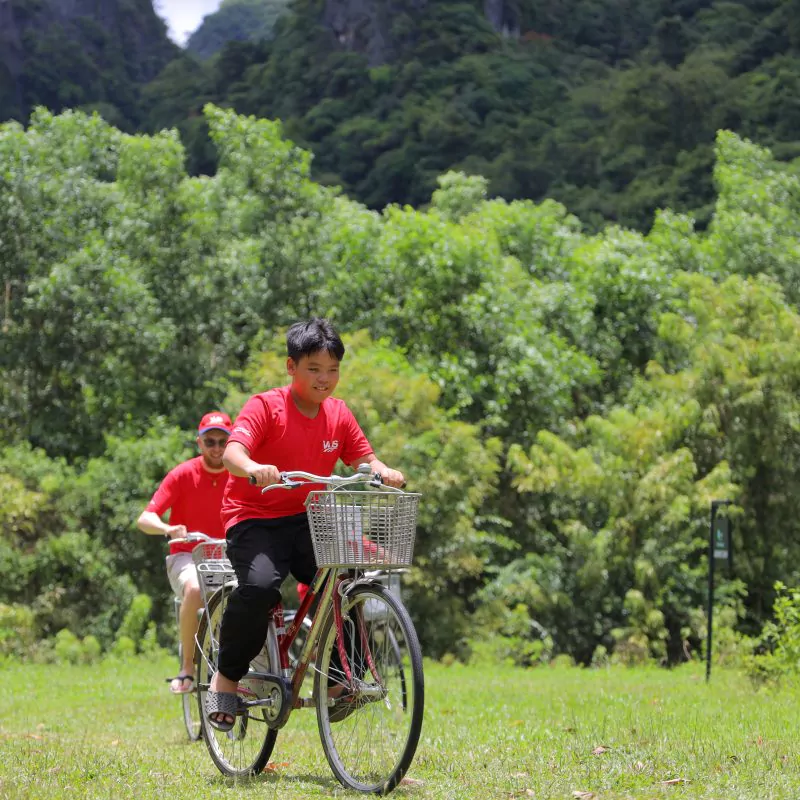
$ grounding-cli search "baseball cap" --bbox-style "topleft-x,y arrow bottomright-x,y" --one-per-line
198,411 -> 233,435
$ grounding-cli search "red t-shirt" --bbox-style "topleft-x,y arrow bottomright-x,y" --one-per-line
221,386 -> 373,530
146,456 -> 228,554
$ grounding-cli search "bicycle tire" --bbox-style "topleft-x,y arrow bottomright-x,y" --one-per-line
314,583 -> 424,794
386,626 -> 409,712
196,585 -> 278,776
178,641 -> 202,741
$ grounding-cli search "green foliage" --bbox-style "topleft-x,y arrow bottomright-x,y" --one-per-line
0,603 -> 37,658
688,582 -> 751,668
5,0 -> 800,230
745,582 -> 800,684
468,601 -> 554,668
48,628 -> 103,664
110,635 -> 137,660
610,590 -> 669,666
134,0 -> 800,230
2,105 -> 800,665
53,629 -> 83,664
115,594 -> 153,649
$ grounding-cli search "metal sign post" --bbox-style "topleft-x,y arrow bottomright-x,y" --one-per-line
706,500 -> 732,683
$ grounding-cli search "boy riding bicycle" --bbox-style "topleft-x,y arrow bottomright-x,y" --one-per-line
206,318 -> 404,730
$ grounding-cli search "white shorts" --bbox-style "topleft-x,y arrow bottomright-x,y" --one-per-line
165,552 -> 199,598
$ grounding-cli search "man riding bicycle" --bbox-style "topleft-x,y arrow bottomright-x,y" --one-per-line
137,411 -> 232,694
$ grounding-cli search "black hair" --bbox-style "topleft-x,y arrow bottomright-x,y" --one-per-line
286,317 -> 345,362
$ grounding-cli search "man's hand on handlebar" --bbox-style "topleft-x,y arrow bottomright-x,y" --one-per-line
164,524 -> 187,541
247,464 -> 281,487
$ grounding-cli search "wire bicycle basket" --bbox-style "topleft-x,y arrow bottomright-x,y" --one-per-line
305,490 -> 420,569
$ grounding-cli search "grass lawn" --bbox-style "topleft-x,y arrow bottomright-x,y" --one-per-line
1,654 -> 798,799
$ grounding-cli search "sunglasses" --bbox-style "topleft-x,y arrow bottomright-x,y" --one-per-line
202,436 -> 228,449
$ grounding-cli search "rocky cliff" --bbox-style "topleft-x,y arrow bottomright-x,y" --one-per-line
483,0 -> 519,37
0,0 -> 177,123
0,0 -> 25,115
321,0 -> 517,66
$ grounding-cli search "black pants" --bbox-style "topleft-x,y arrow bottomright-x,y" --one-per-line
217,514 -> 317,682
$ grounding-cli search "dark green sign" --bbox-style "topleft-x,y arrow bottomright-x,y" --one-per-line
707,500 -> 733,683
713,515 -> 730,560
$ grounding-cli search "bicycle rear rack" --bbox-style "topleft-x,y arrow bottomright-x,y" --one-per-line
196,560 -> 235,589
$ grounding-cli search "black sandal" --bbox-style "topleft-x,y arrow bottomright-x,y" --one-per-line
166,674 -> 195,695
205,690 -> 242,732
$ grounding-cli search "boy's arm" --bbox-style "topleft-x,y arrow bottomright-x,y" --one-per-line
350,454 -> 405,489
223,441 -> 281,487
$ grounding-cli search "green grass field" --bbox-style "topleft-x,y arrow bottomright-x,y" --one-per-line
2,654 -> 798,799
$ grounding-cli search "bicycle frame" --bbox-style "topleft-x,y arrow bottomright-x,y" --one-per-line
271,565 -> 382,711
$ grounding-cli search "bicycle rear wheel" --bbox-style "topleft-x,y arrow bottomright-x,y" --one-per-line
196,585 -> 278,776
314,583 -> 424,794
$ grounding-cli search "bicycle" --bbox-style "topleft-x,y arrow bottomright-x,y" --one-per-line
191,464 -> 424,794
168,531 -> 228,742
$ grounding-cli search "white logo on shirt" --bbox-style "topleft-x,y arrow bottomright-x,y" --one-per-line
322,440 -> 339,453
233,425 -> 253,438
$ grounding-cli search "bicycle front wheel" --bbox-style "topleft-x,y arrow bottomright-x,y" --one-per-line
178,642 -> 202,741
314,583 -> 424,794
196,585 -> 278,777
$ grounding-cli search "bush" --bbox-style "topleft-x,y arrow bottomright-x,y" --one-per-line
467,602 -> 554,668
744,582 -> 800,686
139,622 -> 166,657
687,585 -> 752,668
110,636 -> 137,659
116,594 -> 153,649
0,603 -> 38,658
81,635 -> 102,663
53,629 -> 83,664
609,590 -> 669,666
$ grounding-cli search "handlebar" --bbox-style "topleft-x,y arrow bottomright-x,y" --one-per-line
248,463 -> 405,494
170,531 -> 217,545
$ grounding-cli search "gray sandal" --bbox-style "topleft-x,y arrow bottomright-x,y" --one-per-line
206,690 -> 242,732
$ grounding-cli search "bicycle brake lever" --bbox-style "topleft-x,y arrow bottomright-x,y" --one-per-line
249,475 -> 300,487
369,473 -> 407,489
259,479 -> 303,494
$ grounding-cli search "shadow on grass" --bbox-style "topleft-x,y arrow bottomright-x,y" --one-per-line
206,771 -> 425,794
206,772 -> 334,791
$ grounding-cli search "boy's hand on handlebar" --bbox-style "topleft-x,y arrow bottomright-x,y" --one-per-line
376,466 -> 405,489
247,464 -> 281,487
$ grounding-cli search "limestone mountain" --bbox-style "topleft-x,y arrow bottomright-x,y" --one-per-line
0,0 -> 177,126
186,0 -> 290,60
